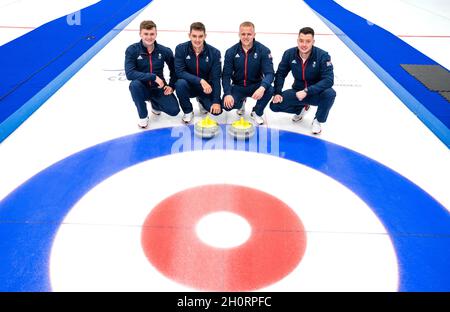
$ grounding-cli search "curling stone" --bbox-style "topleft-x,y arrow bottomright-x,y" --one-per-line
228,117 -> 255,140
194,115 -> 220,139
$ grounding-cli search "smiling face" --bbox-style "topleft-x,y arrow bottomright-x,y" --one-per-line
189,29 -> 206,51
297,33 -> 315,56
239,25 -> 255,50
140,27 -> 157,48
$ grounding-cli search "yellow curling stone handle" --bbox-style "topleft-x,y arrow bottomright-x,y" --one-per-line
231,117 -> 252,130
197,115 -> 218,128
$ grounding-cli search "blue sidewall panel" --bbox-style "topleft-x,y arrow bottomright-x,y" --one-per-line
304,0 -> 450,147
0,0 -> 153,142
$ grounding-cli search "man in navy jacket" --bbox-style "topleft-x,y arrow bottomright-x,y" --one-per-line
222,21 -> 274,125
270,27 -> 336,134
125,20 -> 180,128
175,22 -> 222,123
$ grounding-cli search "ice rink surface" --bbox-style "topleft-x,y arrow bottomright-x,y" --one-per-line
0,0 -> 449,292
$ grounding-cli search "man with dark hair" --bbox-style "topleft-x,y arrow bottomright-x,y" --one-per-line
174,22 -> 222,123
222,21 -> 274,125
270,26 -> 336,134
125,20 -> 180,129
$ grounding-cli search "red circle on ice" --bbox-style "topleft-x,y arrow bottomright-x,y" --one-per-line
141,184 -> 307,291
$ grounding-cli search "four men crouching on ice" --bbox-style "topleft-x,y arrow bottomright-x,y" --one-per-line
125,21 -> 336,134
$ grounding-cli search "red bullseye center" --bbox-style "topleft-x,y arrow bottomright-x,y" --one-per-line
141,184 -> 307,291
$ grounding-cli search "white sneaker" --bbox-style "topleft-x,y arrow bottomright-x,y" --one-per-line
237,105 -> 245,116
199,104 -> 208,115
312,118 -> 322,134
196,97 -> 208,115
138,116 -> 149,128
250,111 -> 264,125
151,108 -> 161,115
182,112 -> 194,124
292,106 -> 307,122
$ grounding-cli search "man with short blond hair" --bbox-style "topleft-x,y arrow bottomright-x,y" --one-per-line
125,20 -> 179,128
240,21 -> 254,29
174,22 -> 222,123
222,22 -> 274,125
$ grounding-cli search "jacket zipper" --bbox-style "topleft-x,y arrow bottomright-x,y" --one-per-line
196,54 -> 199,77
148,50 -> 153,86
301,58 -> 308,89
244,51 -> 248,87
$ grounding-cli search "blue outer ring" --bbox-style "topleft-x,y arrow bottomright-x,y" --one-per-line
0,126 -> 449,291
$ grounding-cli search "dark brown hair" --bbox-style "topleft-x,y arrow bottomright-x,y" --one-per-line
190,22 -> 206,33
299,27 -> 314,36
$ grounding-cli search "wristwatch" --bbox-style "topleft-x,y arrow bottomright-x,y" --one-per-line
303,87 -> 308,93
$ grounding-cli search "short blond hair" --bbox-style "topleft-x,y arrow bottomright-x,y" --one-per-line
239,21 -> 255,30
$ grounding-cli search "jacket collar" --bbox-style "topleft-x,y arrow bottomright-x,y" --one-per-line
189,41 -> 207,56
239,39 -> 256,54
296,45 -> 316,61
139,40 -> 159,54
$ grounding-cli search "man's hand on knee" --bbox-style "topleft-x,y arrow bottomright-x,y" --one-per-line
210,103 -> 221,114
223,95 -> 234,109
272,94 -> 283,103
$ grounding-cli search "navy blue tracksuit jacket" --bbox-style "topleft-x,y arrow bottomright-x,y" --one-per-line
222,40 -> 274,95
274,46 -> 334,95
125,40 -> 176,89
174,41 -> 222,104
